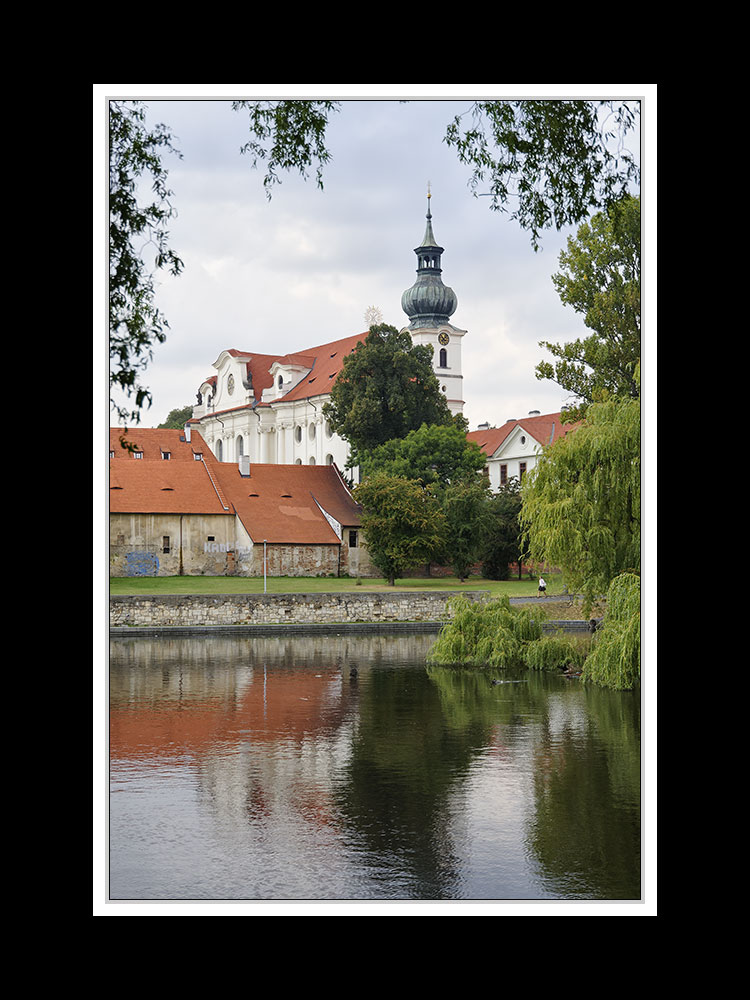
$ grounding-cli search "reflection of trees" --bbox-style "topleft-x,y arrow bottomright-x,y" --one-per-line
526,684 -> 640,899
334,667 -> 488,899
428,666 -> 640,900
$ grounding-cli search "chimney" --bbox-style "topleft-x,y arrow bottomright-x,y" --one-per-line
528,410 -> 541,416
239,454 -> 251,477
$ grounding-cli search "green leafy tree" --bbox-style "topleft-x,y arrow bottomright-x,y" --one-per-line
481,479 -> 524,580
232,99 -> 639,249
323,324 -> 454,463
519,389 -> 640,610
157,405 -> 194,429
360,422 -> 485,490
110,101 -> 184,426
536,195 -> 641,419
441,479 -> 493,582
353,472 -> 445,586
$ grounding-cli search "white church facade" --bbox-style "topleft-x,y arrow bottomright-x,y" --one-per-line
188,194 -> 465,475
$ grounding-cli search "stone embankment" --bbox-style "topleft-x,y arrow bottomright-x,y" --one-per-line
109,590 -> 487,634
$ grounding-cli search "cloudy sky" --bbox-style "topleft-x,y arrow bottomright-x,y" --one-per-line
100,87 -> 651,433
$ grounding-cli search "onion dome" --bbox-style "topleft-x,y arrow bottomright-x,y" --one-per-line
401,189 -> 458,328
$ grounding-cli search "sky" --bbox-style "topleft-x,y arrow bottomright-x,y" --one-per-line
99,86 -> 651,433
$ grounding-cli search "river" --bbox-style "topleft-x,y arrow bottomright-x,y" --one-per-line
107,631 -> 641,907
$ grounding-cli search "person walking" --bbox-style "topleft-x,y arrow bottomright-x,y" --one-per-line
538,577 -> 546,596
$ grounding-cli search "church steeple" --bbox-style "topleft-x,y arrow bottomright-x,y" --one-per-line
401,186 -> 458,329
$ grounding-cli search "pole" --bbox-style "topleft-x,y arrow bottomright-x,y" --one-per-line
264,539 -> 267,593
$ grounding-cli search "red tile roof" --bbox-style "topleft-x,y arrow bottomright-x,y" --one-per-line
201,333 -> 369,413
109,428 -> 361,544
215,461 -> 361,544
467,412 -> 582,457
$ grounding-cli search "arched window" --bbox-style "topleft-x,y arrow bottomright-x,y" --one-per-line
439,348 -> 447,368
237,435 -> 244,457
216,439 -> 223,461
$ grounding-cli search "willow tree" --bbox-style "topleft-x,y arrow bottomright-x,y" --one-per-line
519,387 -> 640,610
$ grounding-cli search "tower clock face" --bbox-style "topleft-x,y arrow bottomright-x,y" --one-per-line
438,332 -> 450,346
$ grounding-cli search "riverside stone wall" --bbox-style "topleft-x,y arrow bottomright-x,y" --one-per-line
109,590 -> 489,629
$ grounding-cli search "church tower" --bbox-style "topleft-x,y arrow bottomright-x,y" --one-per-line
400,188 -> 466,417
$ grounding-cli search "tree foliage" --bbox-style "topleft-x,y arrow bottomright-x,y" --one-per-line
519,391 -> 640,610
232,99 -> 639,249
582,573 -> 641,690
157,405 -> 194,429
323,324 -> 454,463
427,595 -> 543,669
109,101 -> 184,426
481,478 -> 524,580
360,421 -> 484,489
536,195 -> 641,418
441,478 -> 494,582
232,100 -> 339,197
353,472 -> 445,585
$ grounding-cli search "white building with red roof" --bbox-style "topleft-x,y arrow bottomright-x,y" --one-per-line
190,193 -> 465,476
467,410 -> 582,491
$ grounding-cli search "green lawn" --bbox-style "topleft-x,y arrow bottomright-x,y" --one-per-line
109,572 -> 563,599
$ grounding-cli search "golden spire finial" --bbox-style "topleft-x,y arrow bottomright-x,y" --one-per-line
427,180 -> 431,200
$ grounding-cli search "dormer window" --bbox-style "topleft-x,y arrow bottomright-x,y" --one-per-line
133,451 -> 143,459
278,374 -> 283,388
161,451 -> 171,460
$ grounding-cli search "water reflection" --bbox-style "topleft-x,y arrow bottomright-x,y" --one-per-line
109,633 -> 640,901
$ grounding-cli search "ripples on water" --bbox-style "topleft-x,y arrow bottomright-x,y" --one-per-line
108,633 -> 641,903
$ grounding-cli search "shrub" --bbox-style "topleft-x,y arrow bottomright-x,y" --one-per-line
427,595 -> 543,669
581,572 -> 640,690
524,634 -> 588,672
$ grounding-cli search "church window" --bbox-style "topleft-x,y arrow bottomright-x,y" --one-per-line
439,348 -> 447,367
349,530 -> 358,548
326,454 -> 334,465
309,423 -> 316,440
309,456 -> 316,465
278,374 -> 283,388
216,440 -> 223,461
295,425 -> 302,443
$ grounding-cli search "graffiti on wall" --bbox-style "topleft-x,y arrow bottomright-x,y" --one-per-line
126,551 -> 160,576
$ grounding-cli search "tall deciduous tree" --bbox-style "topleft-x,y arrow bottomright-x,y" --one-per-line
323,324 -> 454,464
441,479 -> 493,582
519,387 -> 640,610
536,195 -> 641,419
481,479 -> 524,581
109,101 -> 183,427
353,472 -> 445,586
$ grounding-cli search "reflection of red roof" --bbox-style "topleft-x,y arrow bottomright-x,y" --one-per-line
109,428 -> 361,542
467,412 -> 582,457
110,668 -> 347,761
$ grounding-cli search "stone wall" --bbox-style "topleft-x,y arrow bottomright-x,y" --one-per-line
109,590 -> 489,629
